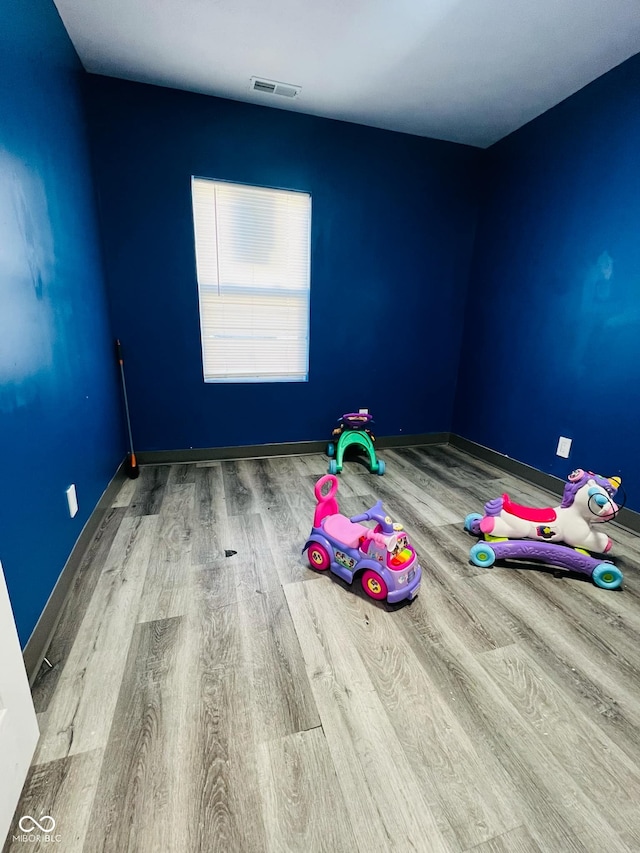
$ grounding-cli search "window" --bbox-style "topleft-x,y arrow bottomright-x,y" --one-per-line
191,178 -> 311,383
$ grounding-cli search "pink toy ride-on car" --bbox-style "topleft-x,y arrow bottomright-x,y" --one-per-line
303,475 -> 422,603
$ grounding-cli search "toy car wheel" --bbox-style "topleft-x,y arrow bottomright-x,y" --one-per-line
470,542 -> 496,568
307,543 -> 331,571
376,458 -> 386,476
361,569 -> 388,600
327,442 -> 335,458
592,563 -> 623,590
464,512 -> 483,533
328,458 -> 338,475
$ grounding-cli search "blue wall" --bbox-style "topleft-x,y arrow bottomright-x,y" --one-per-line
454,54 -> 640,509
0,0 -> 124,645
85,76 -> 481,452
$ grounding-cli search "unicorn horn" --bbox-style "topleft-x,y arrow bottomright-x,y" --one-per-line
608,476 -> 621,489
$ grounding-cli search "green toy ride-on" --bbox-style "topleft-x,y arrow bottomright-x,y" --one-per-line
327,412 -> 385,475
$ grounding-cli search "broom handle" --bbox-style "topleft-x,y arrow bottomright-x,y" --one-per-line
115,339 -> 136,460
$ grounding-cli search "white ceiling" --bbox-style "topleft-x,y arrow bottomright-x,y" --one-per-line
54,0 -> 640,148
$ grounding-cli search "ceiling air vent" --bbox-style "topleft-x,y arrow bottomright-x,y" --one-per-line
250,77 -> 301,99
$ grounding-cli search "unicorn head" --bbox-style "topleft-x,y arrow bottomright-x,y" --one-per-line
561,469 -> 620,523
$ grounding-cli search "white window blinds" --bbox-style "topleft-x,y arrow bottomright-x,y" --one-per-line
191,178 -> 311,383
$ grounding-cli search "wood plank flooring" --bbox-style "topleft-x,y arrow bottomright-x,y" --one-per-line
5,445 -> 640,852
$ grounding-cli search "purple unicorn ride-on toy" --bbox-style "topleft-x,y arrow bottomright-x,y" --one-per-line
303,474 -> 422,603
464,469 -> 624,590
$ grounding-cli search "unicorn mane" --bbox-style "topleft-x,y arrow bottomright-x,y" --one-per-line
561,470 -> 616,508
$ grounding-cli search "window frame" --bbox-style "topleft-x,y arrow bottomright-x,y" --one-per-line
191,176 -> 312,384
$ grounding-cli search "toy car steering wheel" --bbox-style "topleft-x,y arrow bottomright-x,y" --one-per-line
350,500 -> 394,533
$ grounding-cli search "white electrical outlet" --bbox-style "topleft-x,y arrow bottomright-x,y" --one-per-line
556,436 -> 572,458
66,484 -> 78,518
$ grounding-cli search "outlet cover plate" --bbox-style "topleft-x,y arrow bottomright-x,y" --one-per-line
556,436 -> 572,458
66,484 -> 78,518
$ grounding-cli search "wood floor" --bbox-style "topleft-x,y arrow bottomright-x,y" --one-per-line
5,445 -> 640,852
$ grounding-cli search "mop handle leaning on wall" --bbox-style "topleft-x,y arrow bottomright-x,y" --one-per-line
115,339 -> 140,479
